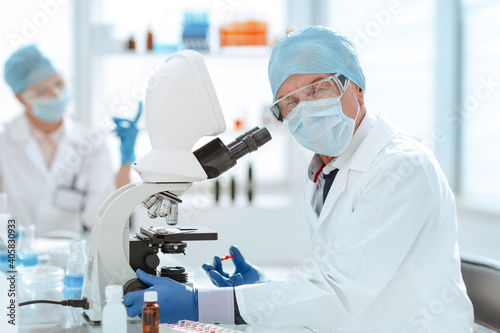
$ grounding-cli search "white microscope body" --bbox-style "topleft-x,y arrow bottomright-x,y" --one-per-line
82,50 -> 271,322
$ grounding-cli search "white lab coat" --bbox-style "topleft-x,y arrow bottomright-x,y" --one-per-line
0,114 -> 114,237
235,113 -> 473,332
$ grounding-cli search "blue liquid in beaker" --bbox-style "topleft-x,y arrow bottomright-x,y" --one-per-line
64,273 -> 84,299
18,252 -> 39,267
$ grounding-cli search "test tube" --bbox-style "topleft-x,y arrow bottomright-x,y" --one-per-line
220,254 -> 234,261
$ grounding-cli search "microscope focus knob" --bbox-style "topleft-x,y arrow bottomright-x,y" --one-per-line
123,278 -> 149,295
145,254 -> 160,269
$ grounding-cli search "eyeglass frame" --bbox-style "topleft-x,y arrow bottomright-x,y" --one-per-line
270,73 -> 349,123
21,73 -> 66,102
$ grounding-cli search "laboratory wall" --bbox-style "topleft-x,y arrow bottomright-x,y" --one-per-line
0,0 -> 73,124
461,0 -> 500,213
1,0 -> 500,265
83,0 -> 313,266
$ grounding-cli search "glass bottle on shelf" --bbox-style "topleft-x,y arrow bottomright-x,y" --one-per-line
126,35 -> 136,51
146,27 -> 154,51
63,239 -> 87,299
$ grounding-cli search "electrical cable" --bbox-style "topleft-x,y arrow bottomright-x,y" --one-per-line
19,300 -> 62,306
19,297 -> 89,309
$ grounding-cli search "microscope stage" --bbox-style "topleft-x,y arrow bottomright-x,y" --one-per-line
137,226 -> 218,242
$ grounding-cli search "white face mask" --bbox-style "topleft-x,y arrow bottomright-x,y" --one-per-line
287,97 -> 360,156
31,88 -> 71,123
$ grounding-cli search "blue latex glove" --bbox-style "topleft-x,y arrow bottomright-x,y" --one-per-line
112,101 -> 142,165
202,245 -> 268,287
123,269 -> 198,323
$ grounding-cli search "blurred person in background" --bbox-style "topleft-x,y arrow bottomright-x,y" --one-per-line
0,44 -> 138,238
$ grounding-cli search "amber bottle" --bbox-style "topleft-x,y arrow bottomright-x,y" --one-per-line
146,28 -> 154,51
142,291 -> 159,333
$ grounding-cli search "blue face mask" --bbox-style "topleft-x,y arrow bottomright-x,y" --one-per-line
31,88 -> 71,123
287,97 -> 359,157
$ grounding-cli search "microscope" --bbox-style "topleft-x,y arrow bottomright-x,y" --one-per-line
81,50 -> 271,322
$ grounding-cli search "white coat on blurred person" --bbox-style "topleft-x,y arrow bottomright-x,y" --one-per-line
0,44 -> 114,237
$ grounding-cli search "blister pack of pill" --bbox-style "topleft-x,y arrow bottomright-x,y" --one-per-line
160,320 -> 244,332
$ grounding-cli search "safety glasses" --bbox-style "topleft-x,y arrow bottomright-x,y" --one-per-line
21,73 -> 67,102
270,73 -> 349,123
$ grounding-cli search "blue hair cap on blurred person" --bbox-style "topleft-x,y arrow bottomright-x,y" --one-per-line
4,44 -> 58,93
268,26 -> 366,101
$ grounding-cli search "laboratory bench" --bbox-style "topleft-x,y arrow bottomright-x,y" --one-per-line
16,238 -> 313,333
17,267 -> 307,333
15,239 -> 496,333
19,319 -> 317,333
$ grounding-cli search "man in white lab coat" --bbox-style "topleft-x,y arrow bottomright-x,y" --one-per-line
0,45 -> 133,237
123,26 -> 474,332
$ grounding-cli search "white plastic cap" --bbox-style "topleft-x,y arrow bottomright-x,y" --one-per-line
144,290 -> 158,302
105,285 -> 123,300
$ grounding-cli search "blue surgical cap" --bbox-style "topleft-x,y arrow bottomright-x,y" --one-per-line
268,26 -> 366,101
4,44 -> 58,93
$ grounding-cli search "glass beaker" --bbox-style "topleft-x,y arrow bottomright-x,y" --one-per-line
17,225 -> 39,267
63,239 -> 87,299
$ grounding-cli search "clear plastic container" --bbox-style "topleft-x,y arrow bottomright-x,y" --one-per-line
102,285 -> 127,332
18,265 -> 72,326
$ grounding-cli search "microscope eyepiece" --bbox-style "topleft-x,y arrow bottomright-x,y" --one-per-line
226,127 -> 272,160
193,126 -> 272,179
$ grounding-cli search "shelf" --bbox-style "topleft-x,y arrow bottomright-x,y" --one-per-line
98,45 -> 272,60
